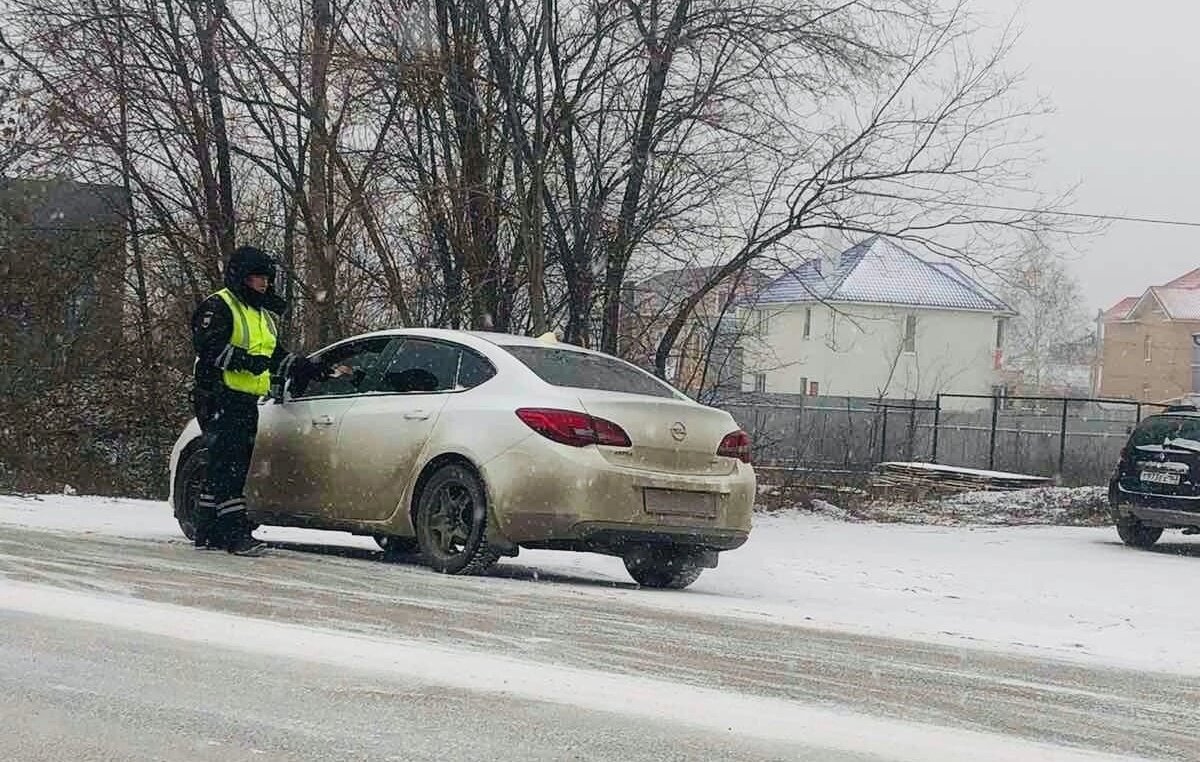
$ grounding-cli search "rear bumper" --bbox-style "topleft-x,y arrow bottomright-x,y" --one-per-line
573,522 -> 749,551
481,437 -> 755,548
1110,483 -> 1200,528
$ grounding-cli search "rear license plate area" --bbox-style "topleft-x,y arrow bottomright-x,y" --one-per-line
1140,470 -> 1181,486
643,488 -> 718,518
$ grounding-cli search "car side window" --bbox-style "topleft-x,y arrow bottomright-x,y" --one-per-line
289,337 -> 394,400
377,339 -> 461,394
457,349 -> 496,389
374,339 -> 495,394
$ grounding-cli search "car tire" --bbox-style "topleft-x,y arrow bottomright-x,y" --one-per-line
375,535 -> 420,560
413,464 -> 502,575
173,446 -> 208,542
1117,518 -> 1162,548
623,547 -> 705,589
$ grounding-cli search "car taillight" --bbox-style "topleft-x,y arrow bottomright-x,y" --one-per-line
516,408 -> 632,448
718,430 -> 752,463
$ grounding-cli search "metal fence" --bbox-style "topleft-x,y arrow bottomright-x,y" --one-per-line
725,393 -> 1167,487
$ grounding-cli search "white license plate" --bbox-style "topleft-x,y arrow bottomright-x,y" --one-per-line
643,489 -> 718,518
1140,471 -> 1181,485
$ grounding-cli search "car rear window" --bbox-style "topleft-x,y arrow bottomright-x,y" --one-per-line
1129,415 -> 1200,447
504,346 -> 678,399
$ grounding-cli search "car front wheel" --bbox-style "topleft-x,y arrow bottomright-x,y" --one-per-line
623,546 -> 705,589
1117,518 -> 1163,548
414,464 -> 501,575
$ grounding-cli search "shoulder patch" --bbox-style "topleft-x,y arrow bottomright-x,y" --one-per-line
201,312 -> 213,328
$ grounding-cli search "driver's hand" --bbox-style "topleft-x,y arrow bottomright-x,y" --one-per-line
328,364 -> 354,378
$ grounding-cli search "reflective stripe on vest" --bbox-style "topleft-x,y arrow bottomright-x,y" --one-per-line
213,288 -> 277,396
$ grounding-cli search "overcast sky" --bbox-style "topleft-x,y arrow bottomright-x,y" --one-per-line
983,1 -> 1200,312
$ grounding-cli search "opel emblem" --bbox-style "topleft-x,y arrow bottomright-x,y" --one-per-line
670,422 -> 687,442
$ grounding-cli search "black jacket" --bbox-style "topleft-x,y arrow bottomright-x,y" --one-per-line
190,294 -> 324,407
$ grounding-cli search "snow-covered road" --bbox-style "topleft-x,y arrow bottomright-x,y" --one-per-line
1,494 -> 1197,760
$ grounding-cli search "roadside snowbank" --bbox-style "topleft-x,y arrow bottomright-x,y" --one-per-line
760,485 -> 1110,526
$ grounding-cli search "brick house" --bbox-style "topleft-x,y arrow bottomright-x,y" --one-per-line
1098,269 -> 1200,402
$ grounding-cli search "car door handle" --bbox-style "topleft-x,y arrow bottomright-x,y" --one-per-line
311,415 -> 335,427
404,410 -> 431,420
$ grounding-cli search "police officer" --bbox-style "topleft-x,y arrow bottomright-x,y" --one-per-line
190,245 -> 331,555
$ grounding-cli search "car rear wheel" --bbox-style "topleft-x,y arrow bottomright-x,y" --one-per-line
623,546 -> 705,589
414,464 -> 501,575
1117,518 -> 1163,548
173,446 -> 208,542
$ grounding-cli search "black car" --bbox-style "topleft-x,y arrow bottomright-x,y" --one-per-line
1109,409 -> 1200,548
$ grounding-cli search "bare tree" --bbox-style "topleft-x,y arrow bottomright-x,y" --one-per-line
647,2 -> 1071,380
995,235 -> 1089,391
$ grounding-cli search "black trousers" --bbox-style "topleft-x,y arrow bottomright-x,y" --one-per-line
202,389 -> 260,506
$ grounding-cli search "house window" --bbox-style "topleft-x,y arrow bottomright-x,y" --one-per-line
751,310 -> 769,337
754,373 -> 767,393
803,307 -> 812,339
902,315 -> 917,353
995,318 -> 1005,351
1144,334 -> 1152,362
809,380 -> 820,396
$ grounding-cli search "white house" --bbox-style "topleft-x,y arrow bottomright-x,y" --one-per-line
739,237 -> 1012,406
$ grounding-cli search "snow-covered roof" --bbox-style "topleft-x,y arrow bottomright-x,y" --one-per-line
1103,296 -> 1139,322
1150,287 -> 1200,320
747,236 -> 1012,313
1106,267 -> 1200,322
1166,267 -> 1200,290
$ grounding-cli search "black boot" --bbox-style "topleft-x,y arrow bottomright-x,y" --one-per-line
216,500 -> 267,557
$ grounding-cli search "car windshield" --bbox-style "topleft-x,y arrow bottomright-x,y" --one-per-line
1129,415 -> 1200,448
504,346 -> 680,399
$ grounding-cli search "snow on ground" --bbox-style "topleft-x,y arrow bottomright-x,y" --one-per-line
758,484 -> 1113,526
856,486 -> 1111,526
2,492 -> 1198,675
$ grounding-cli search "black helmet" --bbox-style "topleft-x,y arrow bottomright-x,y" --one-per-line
224,245 -> 287,313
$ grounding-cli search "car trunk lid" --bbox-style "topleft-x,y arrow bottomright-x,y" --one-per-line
575,391 -> 739,476
1127,440 -> 1200,495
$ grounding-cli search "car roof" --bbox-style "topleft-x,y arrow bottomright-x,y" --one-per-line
348,327 -> 606,354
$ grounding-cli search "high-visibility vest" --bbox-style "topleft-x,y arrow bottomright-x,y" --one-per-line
214,288 -> 277,396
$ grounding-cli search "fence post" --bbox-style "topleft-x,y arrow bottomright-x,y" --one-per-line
1057,397 -> 1069,480
906,399 -> 917,460
878,405 -> 889,463
988,393 -> 999,471
931,394 -> 942,463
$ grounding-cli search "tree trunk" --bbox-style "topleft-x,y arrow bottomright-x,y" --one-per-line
194,0 -> 235,257
600,0 -> 692,354
305,0 -> 335,347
